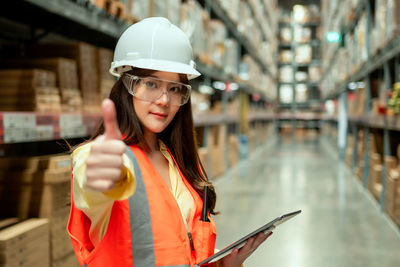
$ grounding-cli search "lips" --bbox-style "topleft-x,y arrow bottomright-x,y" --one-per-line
150,112 -> 168,118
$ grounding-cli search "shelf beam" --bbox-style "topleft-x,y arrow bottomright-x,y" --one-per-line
24,0 -> 128,38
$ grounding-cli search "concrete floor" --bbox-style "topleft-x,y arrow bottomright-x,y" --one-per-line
212,132 -> 400,267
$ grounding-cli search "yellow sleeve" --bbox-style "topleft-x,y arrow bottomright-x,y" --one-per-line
71,142 -> 136,245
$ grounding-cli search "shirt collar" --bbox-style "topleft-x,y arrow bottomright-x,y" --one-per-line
159,140 -> 174,165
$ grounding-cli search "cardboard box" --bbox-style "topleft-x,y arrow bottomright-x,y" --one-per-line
0,69 -> 56,88
385,156 -> 398,171
49,208 -> 74,260
25,43 -> 100,108
0,218 -> 49,267
208,124 -> 226,178
97,48 -> 114,80
0,58 -> 78,90
228,134 -> 239,167
52,252 -> 80,267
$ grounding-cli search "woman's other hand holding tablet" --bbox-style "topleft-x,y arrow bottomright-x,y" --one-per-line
220,231 -> 273,267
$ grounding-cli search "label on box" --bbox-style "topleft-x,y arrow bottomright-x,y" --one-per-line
60,126 -> 87,138
3,114 -> 36,128
36,125 -> 54,140
59,114 -> 83,128
4,128 -> 36,143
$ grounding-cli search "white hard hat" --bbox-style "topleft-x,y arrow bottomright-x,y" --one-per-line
110,17 -> 201,80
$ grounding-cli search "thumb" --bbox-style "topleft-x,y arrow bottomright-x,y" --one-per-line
102,99 -> 121,140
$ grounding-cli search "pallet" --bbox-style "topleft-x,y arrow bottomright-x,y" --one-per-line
95,0 -> 125,18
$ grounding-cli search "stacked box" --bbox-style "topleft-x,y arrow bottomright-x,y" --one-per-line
97,48 -> 115,100
355,130 -> 365,180
368,153 -> 382,200
209,19 -> 227,69
280,27 -> 292,43
279,84 -> 293,104
167,0 -> 181,26
293,5 -> 313,23
279,66 -> 293,82
237,1 -> 262,54
294,26 -> 312,43
0,154 -> 71,218
309,66 -> 321,82
295,71 -> 308,82
386,0 -> 400,43
25,43 -> 100,112
295,84 -> 308,102
386,169 -> 400,222
348,87 -> 366,116
52,251 -> 80,267
375,0 -> 387,50
180,0 -> 209,61
223,38 -> 239,75
218,0 -> 240,23
0,154 -> 73,265
295,45 -> 312,64
247,129 -> 257,154
0,58 -> 78,89
153,0 -> 167,17
129,0 -> 150,20
0,58 -> 81,112
0,69 -> 61,112
357,12 -> 368,64
94,0 -> 125,18
256,122 -> 269,143
208,124 -> 226,178
0,219 -> 49,267
346,135 -> 354,167
228,134 -> 239,167
280,50 -> 293,63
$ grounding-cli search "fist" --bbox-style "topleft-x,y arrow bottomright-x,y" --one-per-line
85,99 -> 127,192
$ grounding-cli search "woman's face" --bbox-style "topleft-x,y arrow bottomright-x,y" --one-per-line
132,71 -> 182,134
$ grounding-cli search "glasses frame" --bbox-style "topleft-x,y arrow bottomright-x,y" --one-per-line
122,73 -> 192,106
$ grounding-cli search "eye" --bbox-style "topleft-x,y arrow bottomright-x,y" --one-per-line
145,80 -> 158,89
169,86 -> 182,93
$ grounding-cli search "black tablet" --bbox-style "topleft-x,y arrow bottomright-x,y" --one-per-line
196,210 -> 302,266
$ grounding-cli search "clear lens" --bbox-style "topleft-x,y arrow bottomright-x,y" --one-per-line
123,74 -> 191,106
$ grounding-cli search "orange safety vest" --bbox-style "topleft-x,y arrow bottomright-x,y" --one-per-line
68,145 -> 217,267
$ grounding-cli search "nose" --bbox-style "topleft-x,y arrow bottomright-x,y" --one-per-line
155,90 -> 170,106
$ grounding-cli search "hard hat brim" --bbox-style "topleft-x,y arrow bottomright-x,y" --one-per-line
110,59 -> 201,80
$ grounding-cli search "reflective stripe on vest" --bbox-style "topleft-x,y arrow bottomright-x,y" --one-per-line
126,147 -> 192,267
125,147 -> 157,266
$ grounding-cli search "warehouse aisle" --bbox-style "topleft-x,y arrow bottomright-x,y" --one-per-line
212,132 -> 400,267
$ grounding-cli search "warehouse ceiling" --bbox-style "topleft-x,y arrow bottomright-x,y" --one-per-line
278,0 -> 320,10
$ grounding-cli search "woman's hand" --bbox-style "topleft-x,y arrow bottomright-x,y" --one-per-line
220,231 -> 273,267
85,99 -> 127,192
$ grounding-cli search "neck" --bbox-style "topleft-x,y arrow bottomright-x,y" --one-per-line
143,131 -> 159,154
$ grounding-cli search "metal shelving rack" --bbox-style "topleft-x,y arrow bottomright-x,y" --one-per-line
320,0 -> 400,218
277,10 -> 322,130
0,0 -> 278,148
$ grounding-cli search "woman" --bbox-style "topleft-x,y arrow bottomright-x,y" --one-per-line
68,17 -> 271,267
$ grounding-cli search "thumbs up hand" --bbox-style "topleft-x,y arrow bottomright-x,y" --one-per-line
85,99 -> 127,192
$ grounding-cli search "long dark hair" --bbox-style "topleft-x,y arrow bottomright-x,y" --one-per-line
89,68 -> 217,215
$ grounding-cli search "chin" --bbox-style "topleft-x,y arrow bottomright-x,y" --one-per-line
148,126 -> 167,134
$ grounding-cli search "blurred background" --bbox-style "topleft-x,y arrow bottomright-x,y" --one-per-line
0,0 -> 400,266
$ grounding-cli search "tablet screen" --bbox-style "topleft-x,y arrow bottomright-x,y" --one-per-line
196,210 -> 301,266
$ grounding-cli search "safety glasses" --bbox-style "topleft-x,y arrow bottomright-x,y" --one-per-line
122,73 -> 191,106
